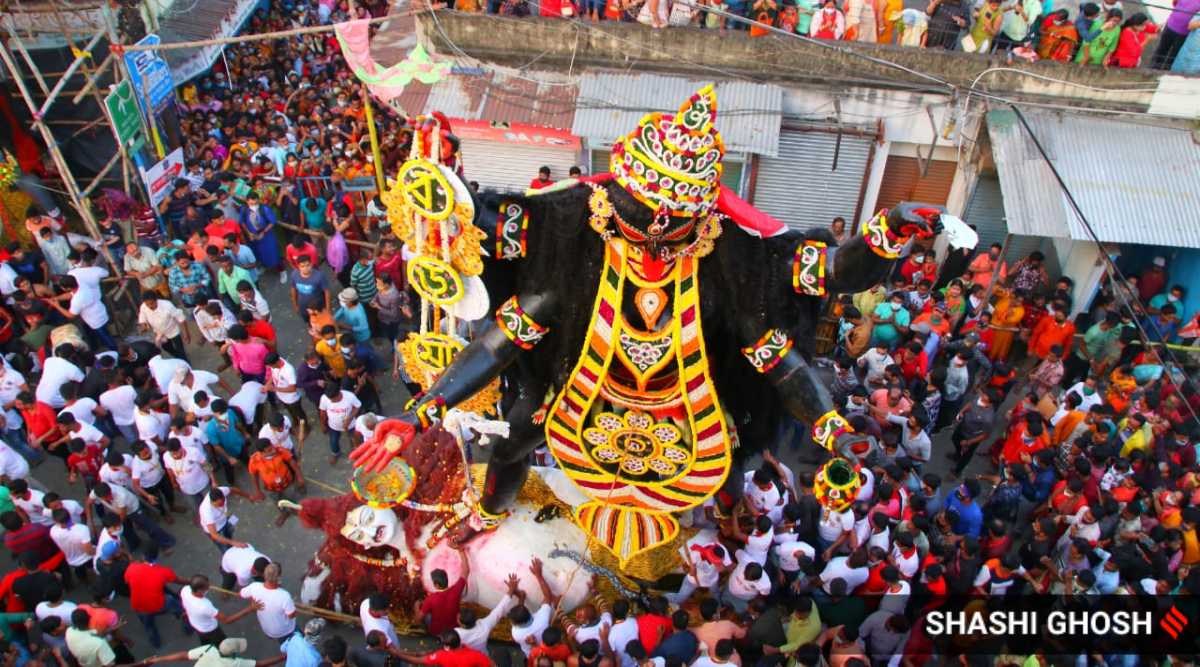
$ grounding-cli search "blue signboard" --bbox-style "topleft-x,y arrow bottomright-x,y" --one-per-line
123,34 -> 175,111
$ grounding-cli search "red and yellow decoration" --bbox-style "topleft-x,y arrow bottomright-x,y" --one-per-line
495,296 -> 549,351
792,240 -> 828,297
610,84 -> 725,220
862,209 -> 908,259
495,202 -> 529,260
812,409 -> 853,452
814,457 -> 862,512
741,329 -> 793,374
544,236 -> 731,567
575,502 -> 681,568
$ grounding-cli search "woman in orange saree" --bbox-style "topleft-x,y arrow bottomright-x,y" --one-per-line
988,287 -> 1025,362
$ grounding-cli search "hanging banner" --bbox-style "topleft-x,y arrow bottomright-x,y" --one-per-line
139,148 -> 185,207
124,34 -> 176,111
335,19 -> 449,104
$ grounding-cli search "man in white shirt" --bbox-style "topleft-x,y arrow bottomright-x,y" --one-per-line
820,549 -> 871,594
220,543 -> 268,590
182,574 -> 261,644
36,352 -> 85,408
50,506 -> 94,580
9,480 -> 53,526
0,364 -> 39,465
259,413 -> 295,454
163,438 -> 215,510
668,541 -> 731,605
509,558 -> 559,656
134,395 -> 171,446
148,355 -> 189,395
818,504 -> 855,559
724,561 -> 771,612
199,486 -> 252,553
318,385 -> 360,465
606,601 -> 641,667
773,539 -> 816,584
264,353 -> 306,428
455,577 -> 518,652
99,376 -> 139,444
360,593 -> 401,647
48,275 -> 115,350
239,563 -> 297,640
0,442 -> 30,483
137,295 -> 191,363
856,343 -> 894,388
129,441 -> 181,521
34,583 -> 76,624
86,481 -> 176,553
168,367 -> 226,419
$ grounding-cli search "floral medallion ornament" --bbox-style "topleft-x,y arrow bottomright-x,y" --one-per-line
583,411 -> 691,479
814,457 -> 862,512
495,296 -> 549,351
862,209 -> 908,259
741,329 -> 793,374
812,409 -> 853,452
792,240 -> 828,297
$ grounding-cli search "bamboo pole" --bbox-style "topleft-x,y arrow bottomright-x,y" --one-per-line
0,40 -> 125,288
81,152 -> 122,197
118,13 -> 399,51
34,27 -> 104,117
3,16 -> 50,95
71,51 -> 113,104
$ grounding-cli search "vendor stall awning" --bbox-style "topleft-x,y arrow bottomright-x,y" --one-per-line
572,73 -> 782,157
987,109 -> 1200,249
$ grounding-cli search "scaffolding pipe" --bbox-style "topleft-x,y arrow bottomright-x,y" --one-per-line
34,26 -> 104,118
71,51 -> 113,104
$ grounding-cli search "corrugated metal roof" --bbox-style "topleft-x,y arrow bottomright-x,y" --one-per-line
987,109 -> 1200,249
572,73 -> 783,157
396,69 -> 578,131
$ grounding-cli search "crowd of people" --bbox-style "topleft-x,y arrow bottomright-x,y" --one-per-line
464,0 -> 1200,72
2,0 -> 1200,664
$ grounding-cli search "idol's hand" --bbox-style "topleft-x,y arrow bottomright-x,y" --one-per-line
893,202 -> 944,239
350,416 -> 419,472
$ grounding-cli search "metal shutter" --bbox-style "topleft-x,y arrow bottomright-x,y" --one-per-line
752,129 -> 873,234
964,174 -> 1046,263
874,156 -> 956,213
459,139 -> 580,194
964,174 -> 1007,253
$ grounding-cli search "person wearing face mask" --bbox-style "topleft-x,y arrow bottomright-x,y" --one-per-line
869,293 -> 911,350
949,388 -> 997,477
238,192 -> 281,282
809,0 -> 846,38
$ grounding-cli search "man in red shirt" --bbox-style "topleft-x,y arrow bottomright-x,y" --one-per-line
15,392 -> 61,460
238,309 -> 277,348
415,548 -> 469,636
397,631 -> 491,667
124,543 -> 188,649
285,235 -> 320,272
528,166 -> 554,190
1028,307 -> 1075,360
636,595 -> 673,653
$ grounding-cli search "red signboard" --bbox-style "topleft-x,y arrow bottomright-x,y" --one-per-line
449,118 -> 581,151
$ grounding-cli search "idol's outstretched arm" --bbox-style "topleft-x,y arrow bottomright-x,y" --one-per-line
350,291 -> 555,471
824,202 -> 944,295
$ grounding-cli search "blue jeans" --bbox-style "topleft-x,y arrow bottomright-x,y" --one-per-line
4,427 -> 46,465
88,322 -> 118,350
210,523 -> 235,554
126,509 -> 176,551
137,593 -> 189,648
329,429 -> 343,456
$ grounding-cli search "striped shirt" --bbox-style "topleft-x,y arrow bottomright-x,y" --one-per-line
350,260 -> 377,303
